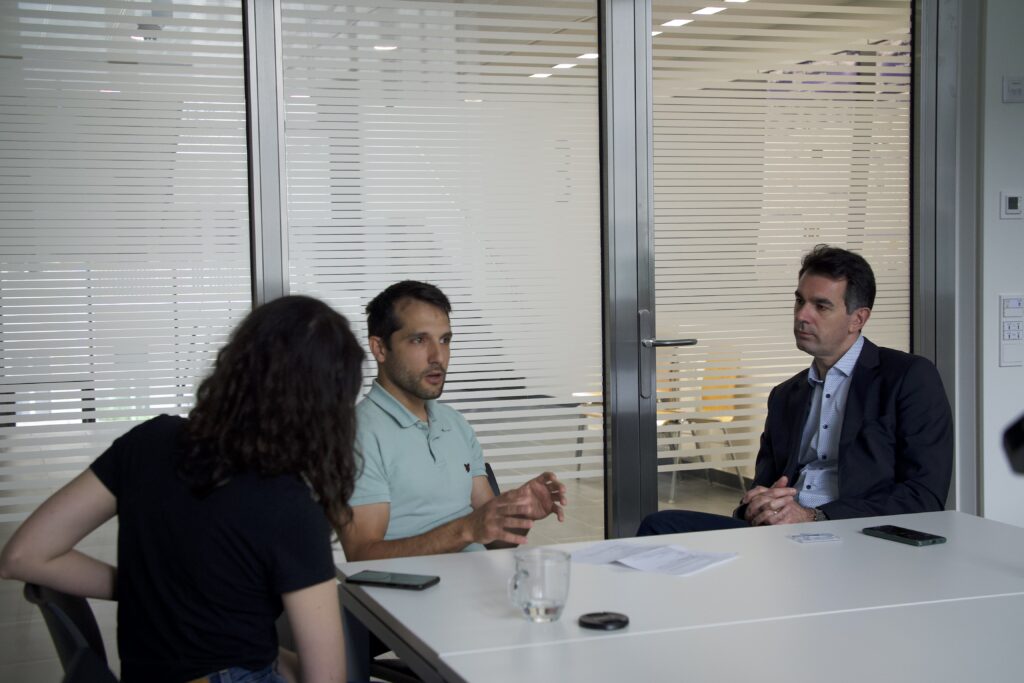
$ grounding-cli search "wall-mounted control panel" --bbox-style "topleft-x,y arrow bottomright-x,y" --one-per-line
1004,76 -> 1024,103
1001,192 -> 1023,220
1001,295 -> 1024,367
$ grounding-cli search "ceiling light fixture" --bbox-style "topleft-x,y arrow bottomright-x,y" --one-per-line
529,73 -> 551,78
652,31 -> 663,36
373,45 -> 398,51
553,63 -> 576,69
661,19 -> 694,27
693,7 -> 726,15
578,53 -> 599,59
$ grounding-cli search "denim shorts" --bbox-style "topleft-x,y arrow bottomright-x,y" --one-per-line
202,663 -> 286,683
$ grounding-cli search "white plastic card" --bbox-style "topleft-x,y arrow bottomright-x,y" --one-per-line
787,532 -> 841,544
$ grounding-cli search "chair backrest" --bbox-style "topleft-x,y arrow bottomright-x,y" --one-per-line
484,462 -> 501,496
61,638 -> 119,683
23,583 -> 110,674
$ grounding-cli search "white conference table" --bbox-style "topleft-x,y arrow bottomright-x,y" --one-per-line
337,511 -> 1024,682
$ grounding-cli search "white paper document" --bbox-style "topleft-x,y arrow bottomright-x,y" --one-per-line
571,541 -> 651,565
571,541 -> 737,577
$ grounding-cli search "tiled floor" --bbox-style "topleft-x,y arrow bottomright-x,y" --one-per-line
0,472 -> 740,681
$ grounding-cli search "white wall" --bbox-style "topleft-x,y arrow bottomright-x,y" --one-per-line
979,0 -> 1024,525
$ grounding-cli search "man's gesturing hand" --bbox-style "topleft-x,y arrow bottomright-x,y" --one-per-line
467,495 -> 536,546
516,471 -> 568,522
468,472 -> 567,547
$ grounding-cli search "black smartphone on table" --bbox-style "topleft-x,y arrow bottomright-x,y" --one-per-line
862,524 -> 946,547
345,570 -> 440,591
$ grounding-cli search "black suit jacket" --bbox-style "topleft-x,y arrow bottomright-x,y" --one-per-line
742,337 -> 953,520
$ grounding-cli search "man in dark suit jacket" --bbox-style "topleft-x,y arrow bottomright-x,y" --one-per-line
638,245 -> 953,535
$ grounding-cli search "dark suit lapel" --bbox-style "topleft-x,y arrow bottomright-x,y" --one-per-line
783,375 -> 812,479
839,337 -> 878,451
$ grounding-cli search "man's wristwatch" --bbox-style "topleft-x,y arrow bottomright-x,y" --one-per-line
812,508 -> 828,522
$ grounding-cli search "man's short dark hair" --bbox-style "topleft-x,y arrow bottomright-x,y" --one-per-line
799,244 -> 876,313
366,280 -> 452,346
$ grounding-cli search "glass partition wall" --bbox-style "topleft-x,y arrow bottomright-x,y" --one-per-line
0,0 -> 915,545
0,0 -> 250,522
279,1 -> 604,545
650,0 -> 913,514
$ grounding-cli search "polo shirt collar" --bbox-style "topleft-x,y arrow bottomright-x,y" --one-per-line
366,381 -> 442,428
808,333 -> 865,384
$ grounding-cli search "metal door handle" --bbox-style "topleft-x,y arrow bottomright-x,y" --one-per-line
638,310 -> 699,399
641,338 -> 698,348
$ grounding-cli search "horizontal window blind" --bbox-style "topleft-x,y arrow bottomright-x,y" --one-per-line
0,0 -> 250,521
279,1 -> 603,537
650,0 -> 912,499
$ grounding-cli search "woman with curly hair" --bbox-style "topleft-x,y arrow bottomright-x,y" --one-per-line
1,295 -> 364,683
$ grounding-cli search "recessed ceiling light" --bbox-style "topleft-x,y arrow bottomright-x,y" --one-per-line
130,35 -> 145,41
578,53 -> 599,59
373,45 -> 398,51
290,95 -> 310,99
652,31 -> 663,36
464,98 -> 484,103
529,73 -> 551,78
693,7 -> 726,15
553,63 -> 576,69
725,1 -> 749,3
661,19 -> 694,27
99,90 -> 120,94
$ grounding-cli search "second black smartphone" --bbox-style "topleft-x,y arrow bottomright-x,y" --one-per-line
862,524 -> 946,547
346,570 -> 440,590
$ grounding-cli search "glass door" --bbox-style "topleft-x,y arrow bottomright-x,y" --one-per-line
278,0 -> 604,545
647,0 -> 914,516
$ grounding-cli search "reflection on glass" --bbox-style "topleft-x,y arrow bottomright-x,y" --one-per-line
651,0 -> 913,512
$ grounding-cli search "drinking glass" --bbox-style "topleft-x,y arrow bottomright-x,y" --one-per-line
508,547 -> 571,622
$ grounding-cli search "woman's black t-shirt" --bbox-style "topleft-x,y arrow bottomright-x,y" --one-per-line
90,415 -> 335,683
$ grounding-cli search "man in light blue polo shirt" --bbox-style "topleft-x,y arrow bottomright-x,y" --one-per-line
340,281 -> 567,561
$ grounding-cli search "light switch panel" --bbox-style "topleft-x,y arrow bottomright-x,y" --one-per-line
1004,76 -> 1024,103
1001,295 -> 1024,367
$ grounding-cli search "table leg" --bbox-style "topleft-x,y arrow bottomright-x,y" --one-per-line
343,607 -> 371,682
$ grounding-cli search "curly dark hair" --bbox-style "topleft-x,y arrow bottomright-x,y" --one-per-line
181,295 -> 364,529
799,244 -> 876,312
366,280 -> 451,348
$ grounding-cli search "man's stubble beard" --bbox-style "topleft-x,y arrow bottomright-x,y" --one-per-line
388,362 -> 446,401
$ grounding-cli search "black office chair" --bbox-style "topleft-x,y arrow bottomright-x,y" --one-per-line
23,583 -> 118,682
368,462 -> 502,683
484,461 -> 501,496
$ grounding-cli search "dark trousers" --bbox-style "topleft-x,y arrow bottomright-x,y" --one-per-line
636,510 -> 749,536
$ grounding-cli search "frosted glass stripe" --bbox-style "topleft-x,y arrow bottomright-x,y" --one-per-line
651,0 -> 911,500
280,0 -> 602,505
0,0 -> 249,521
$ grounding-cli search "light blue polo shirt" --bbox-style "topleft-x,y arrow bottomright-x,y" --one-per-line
352,381 -> 487,551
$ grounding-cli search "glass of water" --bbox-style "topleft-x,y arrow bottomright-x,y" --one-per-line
508,547 -> 571,622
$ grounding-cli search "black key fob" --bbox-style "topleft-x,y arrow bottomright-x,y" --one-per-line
578,611 -> 629,631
